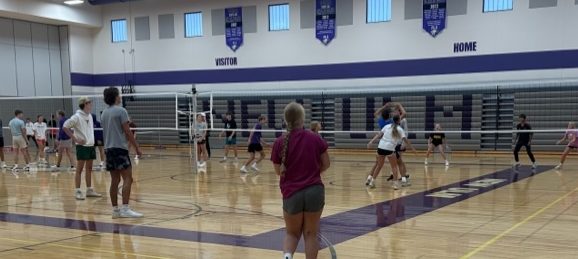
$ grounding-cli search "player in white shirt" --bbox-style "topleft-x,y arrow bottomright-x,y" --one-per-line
367,115 -> 415,190
33,115 -> 48,164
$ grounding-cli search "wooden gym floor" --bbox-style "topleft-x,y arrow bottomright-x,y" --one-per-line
0,148 -> 577,259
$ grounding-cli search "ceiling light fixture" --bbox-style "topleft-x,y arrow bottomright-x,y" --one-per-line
64,0 -> 85,5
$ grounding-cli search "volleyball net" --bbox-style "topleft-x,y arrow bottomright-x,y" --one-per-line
1,81 -> 577,156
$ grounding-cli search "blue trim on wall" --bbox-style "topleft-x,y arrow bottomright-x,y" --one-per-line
71,49 -> 578,86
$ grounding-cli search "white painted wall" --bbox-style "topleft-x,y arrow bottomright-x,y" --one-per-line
65,0 -> 578,92
69,26 -> 95,74
0,0 -> 102,28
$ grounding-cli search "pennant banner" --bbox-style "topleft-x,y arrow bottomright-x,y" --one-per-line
423,0 -> 446,37
225,7 -> 243,51
315,0 -> 336,45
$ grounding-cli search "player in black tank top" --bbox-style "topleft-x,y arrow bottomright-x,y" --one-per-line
425,124 -> 449,166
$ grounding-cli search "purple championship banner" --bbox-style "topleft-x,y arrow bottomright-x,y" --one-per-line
423,0 -> 447,37
225,7 -> 243,52
315,0 -> 336,45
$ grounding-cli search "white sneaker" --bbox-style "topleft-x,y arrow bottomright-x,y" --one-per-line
11,164 -> 18,171
283,253 -> 293,259
251,164 -> 260,172
368,178 -> 375,189
134,155 -> 139,160
86,189 -> 102,198
424,159 -> 429,165
365,175 -> 373,186
75,190 -> 85,200
240,166 -> 249,174
100,161 -> 105,168
23,165 -> 30,171
392,181 -> 400,190
1,162 -> 6,168
119,207 -> 143,218
555,164 -> 563,170
532,163 -> 537,169
112,209 -> 121,219
220,157 -> 228,162
445,160 -> 450,167
514,162 -> 521,167
401,177 -> 411,187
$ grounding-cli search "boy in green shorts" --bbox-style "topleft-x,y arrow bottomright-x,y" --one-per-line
63,97 -> 102,200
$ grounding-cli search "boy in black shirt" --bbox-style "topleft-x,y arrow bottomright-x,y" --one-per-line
220,112 -> 238,161
514,114 -> 536,168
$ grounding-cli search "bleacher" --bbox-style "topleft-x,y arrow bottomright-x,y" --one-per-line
70,83 -> 578,152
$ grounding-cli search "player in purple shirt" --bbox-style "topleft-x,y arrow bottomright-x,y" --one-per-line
271,102 -> 330,259
241,115 -> 269,173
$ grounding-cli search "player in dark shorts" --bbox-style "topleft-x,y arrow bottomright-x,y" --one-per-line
0,118 -> 5,168
101,87 -> 143,218
425,123 -> 449,166
513,114 -> 536,169
241,115 -> 269,173
92,113 -> 106,170
220,112 -> 238,161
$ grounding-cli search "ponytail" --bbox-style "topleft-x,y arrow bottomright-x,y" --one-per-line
391,114 -> 402,140
280,102 -> 306,174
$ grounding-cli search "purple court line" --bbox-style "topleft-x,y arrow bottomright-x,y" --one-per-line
0,165 -> 553,252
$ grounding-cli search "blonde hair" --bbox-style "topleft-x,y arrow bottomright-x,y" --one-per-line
310,121 -> 321,132
281,102 -> 306,169
391,114 -> 402,140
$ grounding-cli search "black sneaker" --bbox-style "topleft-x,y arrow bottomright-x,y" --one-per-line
386,174 -> 394,181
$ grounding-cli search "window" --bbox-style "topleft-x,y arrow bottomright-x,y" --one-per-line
185,12 -> 203,38
269,4 -> 290,31
483,0 -> 513,12
111,19 -> 128,43
367,0 -> 392,23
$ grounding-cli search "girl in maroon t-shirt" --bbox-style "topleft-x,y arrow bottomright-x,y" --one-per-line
271,102 -> 330,259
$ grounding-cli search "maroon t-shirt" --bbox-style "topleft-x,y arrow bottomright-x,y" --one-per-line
271,129 -> 328,199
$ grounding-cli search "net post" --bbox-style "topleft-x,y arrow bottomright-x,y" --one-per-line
210,91 -> 214,130
191,85 -> 199,173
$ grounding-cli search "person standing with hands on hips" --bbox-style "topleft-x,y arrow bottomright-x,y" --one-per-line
63,97 -> 102,200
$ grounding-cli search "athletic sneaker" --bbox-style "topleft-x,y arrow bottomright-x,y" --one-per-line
424,159 -> 429,165
368,178 -> 376,189
23,165 -> 30,171
86,188 -> 102,198
134,155 -> 139,160
365,175 -> 373,186
514,162 -> 521,167
555,163 -> 563,170
532,163 -> 537,169
11,164 -> 18,171
445,160 -> 450,167
386,174 -> 394,182
119,207 -> 143,218
240,166 -> 249,174
112,209 -> 121,219
251,163 -> 260,172
401,177 -> 411,187
75,189 -> 85,200
1,162 -> 6,168
221,157 -> 228,162
392,181 -> 401,190
283,253 -> 293,259
100,161 -> 105,168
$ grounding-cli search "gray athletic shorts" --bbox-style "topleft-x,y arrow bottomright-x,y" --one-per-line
283,185 -> 325,215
